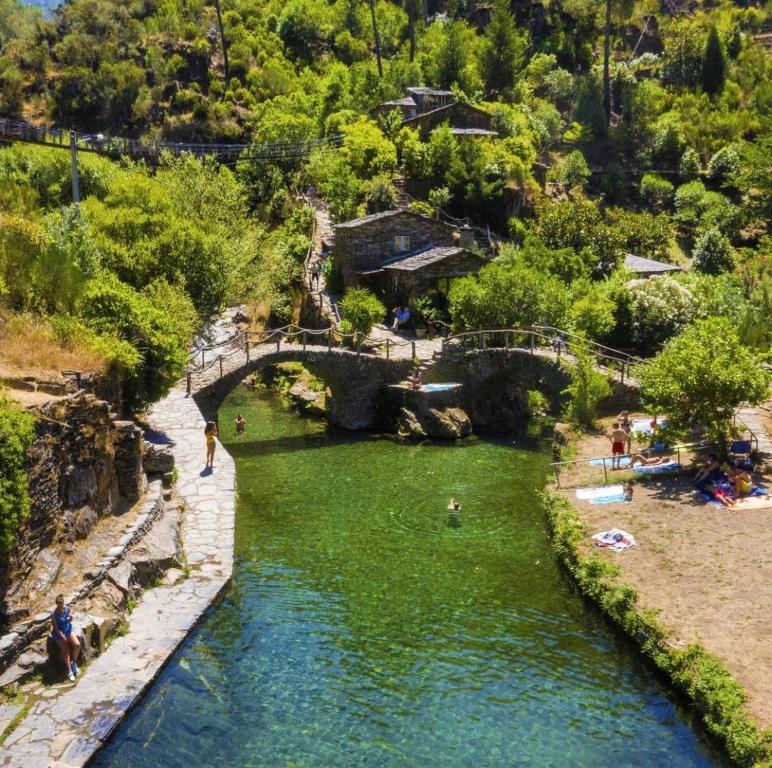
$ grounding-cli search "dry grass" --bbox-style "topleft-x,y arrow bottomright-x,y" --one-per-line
0,312 -> 105,380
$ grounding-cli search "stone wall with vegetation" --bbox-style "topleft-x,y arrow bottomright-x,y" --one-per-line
1,393 -> 145,626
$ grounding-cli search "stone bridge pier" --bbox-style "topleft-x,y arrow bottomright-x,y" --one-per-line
191,347 -> 413,429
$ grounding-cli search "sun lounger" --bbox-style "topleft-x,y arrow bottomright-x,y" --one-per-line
632,461 -> 681,474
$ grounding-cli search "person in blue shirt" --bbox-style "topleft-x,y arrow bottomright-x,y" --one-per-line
51,594 -> 80,681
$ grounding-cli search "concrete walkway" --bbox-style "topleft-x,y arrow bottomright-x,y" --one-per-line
0,386 -> 235,768
736,405 -> 772,455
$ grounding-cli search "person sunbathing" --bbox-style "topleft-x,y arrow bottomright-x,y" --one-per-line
705,481 -> 736,508
694,454 -> 723,491
629,452 -> 669,467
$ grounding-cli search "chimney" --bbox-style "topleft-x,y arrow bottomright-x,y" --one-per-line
458,224 -> 475,250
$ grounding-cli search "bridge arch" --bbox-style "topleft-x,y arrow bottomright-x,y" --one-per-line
190,347 -> 413,429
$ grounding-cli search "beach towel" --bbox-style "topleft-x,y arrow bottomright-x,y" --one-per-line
576,485 -> 624,500
699,485 -> 767,506
632,461 -> 681,474
631,419 -> 666,435
592,529 -> 637,551
589,456 -> 631,467
733,495 -> 772,511
589,492 -> 631,505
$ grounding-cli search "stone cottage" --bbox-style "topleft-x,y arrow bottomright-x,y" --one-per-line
333,209 -> 488,305
370,88 -> 497,138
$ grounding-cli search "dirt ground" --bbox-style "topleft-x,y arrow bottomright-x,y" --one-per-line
557,413 -> 772,731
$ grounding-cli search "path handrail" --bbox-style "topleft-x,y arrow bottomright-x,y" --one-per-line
442,326 -> 644,370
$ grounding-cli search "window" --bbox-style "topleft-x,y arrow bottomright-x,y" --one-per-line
395,235 -> 410,253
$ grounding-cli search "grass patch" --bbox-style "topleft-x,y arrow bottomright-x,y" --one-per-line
0,701 -> 30,746
543,489 -> 772,768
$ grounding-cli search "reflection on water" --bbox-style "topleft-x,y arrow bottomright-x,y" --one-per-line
93,387 -> 724,768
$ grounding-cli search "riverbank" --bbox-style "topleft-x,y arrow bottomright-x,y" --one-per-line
547,418 -> 772,767
0,386 -> 235,768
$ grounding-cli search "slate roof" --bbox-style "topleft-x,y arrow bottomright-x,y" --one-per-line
624,253 -> 683,275
451,127 -> 499,136
406,87 -> 455,97
336,209 -> 440,230
402,101 -> 493,126
382,97 -> 417,107
382,246 -> 486,272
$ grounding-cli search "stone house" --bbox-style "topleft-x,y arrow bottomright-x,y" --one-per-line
370,88 -> 497,138
333,209 -> 488,305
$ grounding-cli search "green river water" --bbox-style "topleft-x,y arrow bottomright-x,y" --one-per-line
93,386 -> 725,768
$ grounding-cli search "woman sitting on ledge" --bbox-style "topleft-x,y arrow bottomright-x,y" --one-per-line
51,594 -> 80,682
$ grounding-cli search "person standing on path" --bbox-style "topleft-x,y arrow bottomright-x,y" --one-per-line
204,420 -> 218,468
51,594 -> 80,681
609,422 -> 628,469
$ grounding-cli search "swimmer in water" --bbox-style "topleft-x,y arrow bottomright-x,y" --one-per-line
447,498 -> 461,528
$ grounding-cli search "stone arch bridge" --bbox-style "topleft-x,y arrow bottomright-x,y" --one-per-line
185,326 -> 641,432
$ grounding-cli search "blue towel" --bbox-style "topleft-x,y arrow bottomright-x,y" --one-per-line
590,494 -> 630,505
589,456 -> 631,467
632,461 -> 681,474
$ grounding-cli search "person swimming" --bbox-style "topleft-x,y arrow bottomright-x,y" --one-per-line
447,498 -> 462,528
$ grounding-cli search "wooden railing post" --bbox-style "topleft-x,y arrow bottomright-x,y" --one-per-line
385,338 -> 390,359
218,355 -> 223,379
327,329 -> 332,351
186,372 -> 192,396
621,364 -> 626,383
201,348 -> 205,367
356,333 -> 361,357
245,339 -> 250,362
411,341 -> 416,359
530,333 -> 534,355
276,333 -> 281,352
302,331 -> 307,351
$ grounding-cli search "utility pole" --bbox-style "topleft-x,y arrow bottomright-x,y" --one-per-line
69,130 -> 80,204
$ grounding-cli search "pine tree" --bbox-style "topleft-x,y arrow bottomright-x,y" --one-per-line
435,21 -> 467,89
480,0 -> 525,95
701,26 -> 726,96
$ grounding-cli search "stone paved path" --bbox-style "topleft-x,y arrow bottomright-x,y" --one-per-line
304,196 -> 340,325
0,386 -> 235,768
736,405 -> 772,455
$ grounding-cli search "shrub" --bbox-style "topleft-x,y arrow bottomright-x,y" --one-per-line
701,26 -> 726,96
77,276 -> 188,412
526,389 -> 549,416
707,145 -> 740,184
679,148 -> 701,181
339,288 -> 385,340
0,394 -> 35,556
640,174 -> 674,211
627,275 -> 697,350
550,150 -> 591,191
692,228 -> 734,274
561,341 -> 612,428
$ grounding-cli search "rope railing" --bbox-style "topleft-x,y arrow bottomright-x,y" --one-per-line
442,326 -> 644,382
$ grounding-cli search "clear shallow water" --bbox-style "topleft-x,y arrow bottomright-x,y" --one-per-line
94,387 -> 724,768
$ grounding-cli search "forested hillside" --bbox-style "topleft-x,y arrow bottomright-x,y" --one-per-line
0,0 -> 770,410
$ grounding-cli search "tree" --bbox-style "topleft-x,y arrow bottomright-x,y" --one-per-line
562,340 -> 612,428
701,26 -> 725,97
480,0 -> 526,96
434,21 -> 468,89
339,287 -> 385,339
638,317 -> 769,450
368,0 -> 383,77
549,150 -> 591,191
692,228 -> 733,275
602,0 -> 612,123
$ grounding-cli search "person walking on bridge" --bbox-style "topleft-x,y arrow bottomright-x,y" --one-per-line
204,420 -> 218,469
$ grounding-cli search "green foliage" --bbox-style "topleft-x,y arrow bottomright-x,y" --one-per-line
693,228 -> 734,275
572,76 -> 607,139
679,148 -> 701,181
339,287 -> 385,339
561,339 -> 612,427
707,144 -> 740,184
638,317 -> 769,448
662,19 -> 703,89
569,279 -> 616,340
77,276 -> 188,412
606,209 -> 674,263
0,394 -> 35,556
626,275 -> 696,350
549,150 -> 591,191
639,174 -> 674,211
526,389 -> 549,416
479,0 -> 527,96
535,200 -> 624,278
448,261 -> 570,331
701,26 -> 726,97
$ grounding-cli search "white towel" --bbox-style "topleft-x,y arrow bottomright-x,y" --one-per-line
592,529 -> 637,551
576,485 -> 624,500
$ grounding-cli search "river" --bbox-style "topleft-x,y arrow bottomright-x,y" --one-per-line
93,386 -> 724,768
